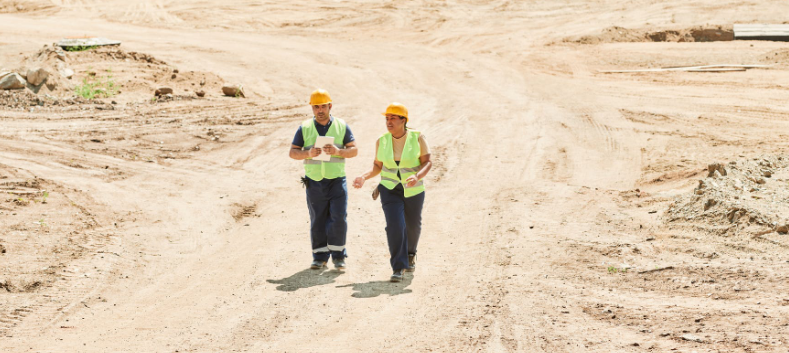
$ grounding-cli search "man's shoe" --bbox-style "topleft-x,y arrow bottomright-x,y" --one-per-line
405,254 -> 417,272
310,260 -> 327,270
332,258 -> 346,270
390,269 -> 404,282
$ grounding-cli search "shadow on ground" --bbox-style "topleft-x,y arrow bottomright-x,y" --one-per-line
336,273 -> 413,298
267,268 -> 344,292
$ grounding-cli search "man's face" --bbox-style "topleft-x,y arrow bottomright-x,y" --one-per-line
385,114 -> 406,132
312,103 -> 332,120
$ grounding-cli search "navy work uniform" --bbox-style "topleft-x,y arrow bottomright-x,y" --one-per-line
292,115 -> 355,263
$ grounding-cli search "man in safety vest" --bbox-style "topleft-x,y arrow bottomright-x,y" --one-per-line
289,89 -> 357,270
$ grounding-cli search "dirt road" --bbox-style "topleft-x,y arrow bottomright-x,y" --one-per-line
2,1 -> 789,352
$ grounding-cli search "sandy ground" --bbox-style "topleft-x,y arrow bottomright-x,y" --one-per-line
2,1 -> 789,352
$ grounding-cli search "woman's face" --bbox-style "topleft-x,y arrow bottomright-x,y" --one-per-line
385,114 -> 406,133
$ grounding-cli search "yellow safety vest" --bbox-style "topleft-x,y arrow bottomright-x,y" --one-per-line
377,130 -> 425,198
302,117 -> 346,181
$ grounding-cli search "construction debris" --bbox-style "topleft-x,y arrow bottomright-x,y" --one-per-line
599,64 -> 772,74
667,154 -> 789,238
57,37 -> 121,49
734,24 -> 789,41
638,266 -> 674,274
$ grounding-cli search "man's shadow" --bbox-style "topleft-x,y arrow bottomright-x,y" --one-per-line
336,273 -> 413,298
267,268 -> 344,292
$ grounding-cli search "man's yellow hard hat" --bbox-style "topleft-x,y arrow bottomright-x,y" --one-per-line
382,102 -> 408,121
309,89 -> 332,105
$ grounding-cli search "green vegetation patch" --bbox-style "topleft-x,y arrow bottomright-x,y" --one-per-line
74,68 -> 119,99
62,45 -> 98,52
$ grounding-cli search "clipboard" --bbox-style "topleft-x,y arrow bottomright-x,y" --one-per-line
312,136 -> 335,162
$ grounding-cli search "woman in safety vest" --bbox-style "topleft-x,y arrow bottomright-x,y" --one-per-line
353,102 -> 432,282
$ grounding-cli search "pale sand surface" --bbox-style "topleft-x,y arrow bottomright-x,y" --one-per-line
1,1 -> 789,352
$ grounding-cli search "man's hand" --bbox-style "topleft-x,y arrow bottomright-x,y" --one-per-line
353,176 -> 365,189
308,147 -> 322,158
322,144 -> 338,156
405,175 -> 419,187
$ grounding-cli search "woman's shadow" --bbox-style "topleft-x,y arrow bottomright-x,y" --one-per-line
336,273 -> 413,298
267,268 -> 344,292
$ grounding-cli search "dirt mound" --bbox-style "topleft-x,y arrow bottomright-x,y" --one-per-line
0,1 -> 54,14
5,45 -> 226,103
666,155 -> 789,237
570,26 -> 733,44
0,90 -> 103,109
0,279 -> 43,293
65,48 -> 168,66
58,47 -> 225,101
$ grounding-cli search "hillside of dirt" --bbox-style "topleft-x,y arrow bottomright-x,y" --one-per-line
2,1 -> 789,352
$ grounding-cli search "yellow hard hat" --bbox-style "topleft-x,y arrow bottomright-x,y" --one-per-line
309,89 -> 332,105
382,102 -> 408,121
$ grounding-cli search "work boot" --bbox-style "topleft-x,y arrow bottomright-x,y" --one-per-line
332,258 -> 346,270
405,254 -> 417,272
310,260 -> 327,270
390,269 -> 405,283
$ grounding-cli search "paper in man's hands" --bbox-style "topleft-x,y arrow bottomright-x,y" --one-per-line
312,136 -> 335,161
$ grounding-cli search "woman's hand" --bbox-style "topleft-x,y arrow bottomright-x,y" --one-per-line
405,175 -> 419,187
353,176 -> 365,189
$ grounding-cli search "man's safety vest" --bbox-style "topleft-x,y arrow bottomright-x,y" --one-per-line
377,130 -> 425,198
302,117 -> 346,181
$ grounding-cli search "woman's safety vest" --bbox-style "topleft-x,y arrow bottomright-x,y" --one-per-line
377,130 -> 425,198
302,118 -> 346,181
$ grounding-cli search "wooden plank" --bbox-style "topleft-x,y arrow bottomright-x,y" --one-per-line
599,64 -> 771,74
638,266 -> 674,274
734,24 -> 789,41
661,64 -> 771,69
687,68 -> 747,72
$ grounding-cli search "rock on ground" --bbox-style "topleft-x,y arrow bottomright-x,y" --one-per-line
26,68 -> 49,86
0,73 -> 27,90
155,87 -> 174,96
59,68 -> 74,79
222,84 -> 245,97
708,162 -> 727,177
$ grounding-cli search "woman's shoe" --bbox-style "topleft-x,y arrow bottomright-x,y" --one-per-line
390,269 -> 405,282
405,254 -> 416,272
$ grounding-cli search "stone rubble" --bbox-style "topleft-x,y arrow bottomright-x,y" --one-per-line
667,155 -> 789,237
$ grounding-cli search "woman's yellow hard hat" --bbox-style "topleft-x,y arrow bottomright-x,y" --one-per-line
382,102 -> 408,121
309,89 -> 332,105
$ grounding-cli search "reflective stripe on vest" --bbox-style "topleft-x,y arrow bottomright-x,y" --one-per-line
301,117 -> 347,181
377,130 -> 425,198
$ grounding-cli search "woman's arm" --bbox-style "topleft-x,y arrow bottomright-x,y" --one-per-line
405,134 -> 432,187
352,141 -> 382,189
415,154 -> 432,180
405,154 -> 431,187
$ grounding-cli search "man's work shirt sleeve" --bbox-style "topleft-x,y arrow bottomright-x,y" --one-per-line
291,126 -> 304,147
344,124 -> 355,145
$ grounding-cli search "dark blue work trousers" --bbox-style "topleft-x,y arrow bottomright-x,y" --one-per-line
305,177 -> 348,261
378,183 -> 424,271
